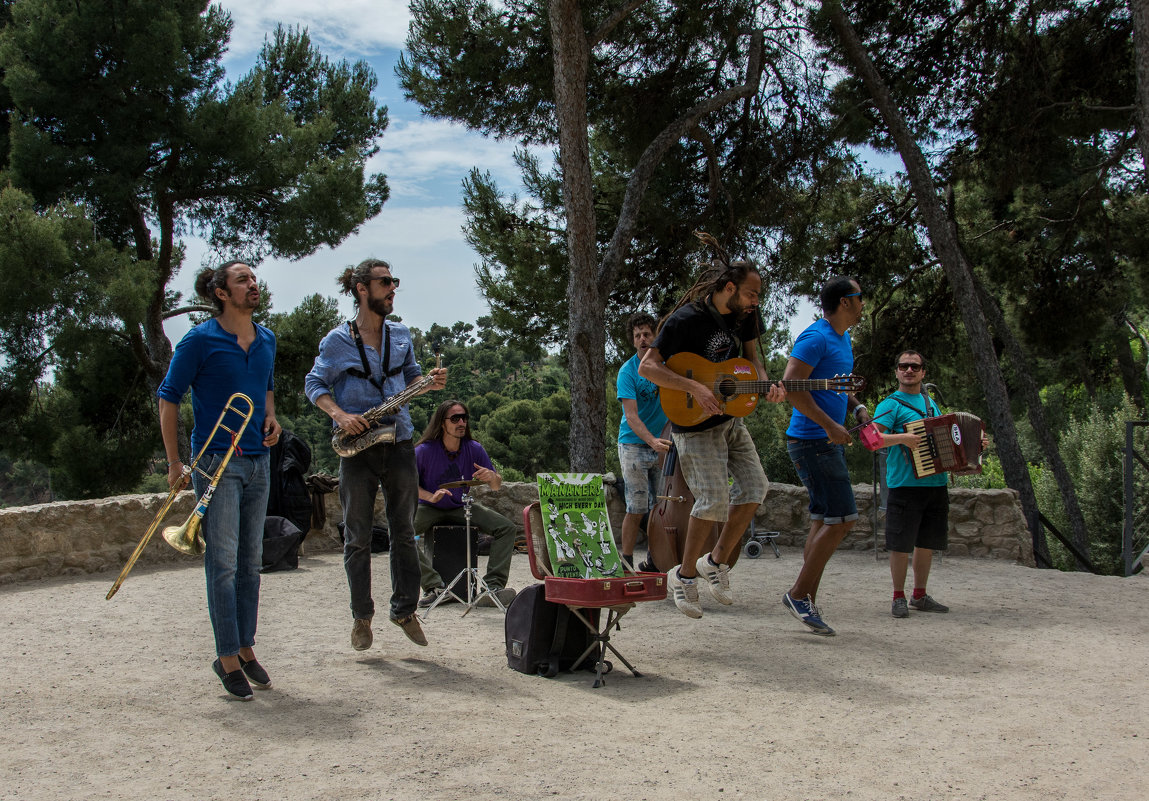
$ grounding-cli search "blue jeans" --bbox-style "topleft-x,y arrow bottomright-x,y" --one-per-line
192,452 -> 270,658
339,440 -> 421,621
787,439 -> 858,524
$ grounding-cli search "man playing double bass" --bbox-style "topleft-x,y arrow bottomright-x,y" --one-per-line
305,258 -> 447,653
639,260 -> 786,619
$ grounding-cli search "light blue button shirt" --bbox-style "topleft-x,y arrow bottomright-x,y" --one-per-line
305,321 -> 422,442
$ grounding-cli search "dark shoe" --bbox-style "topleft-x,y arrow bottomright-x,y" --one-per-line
636,556 -> 657,573
393,614 -> 428,646
418,587 -> 446,608
212,658 -> 253,701
475,586 -> 517,608
891,597 -> 909,618
239,656 -> 271,689
782,591 -> 835,636
351,617 -> 373,651
910,594 -> 949,613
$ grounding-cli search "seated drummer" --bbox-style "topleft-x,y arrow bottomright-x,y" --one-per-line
415,399 -> 518,608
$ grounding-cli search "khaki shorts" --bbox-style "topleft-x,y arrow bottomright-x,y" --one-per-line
672,418 -> 768,522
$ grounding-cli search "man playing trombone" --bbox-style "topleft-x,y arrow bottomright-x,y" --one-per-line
157,260 -> 280,701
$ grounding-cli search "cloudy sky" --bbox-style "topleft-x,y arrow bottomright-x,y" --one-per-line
169,1 -> 532,342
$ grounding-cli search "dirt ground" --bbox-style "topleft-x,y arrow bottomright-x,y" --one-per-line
1,545 -> 1145,801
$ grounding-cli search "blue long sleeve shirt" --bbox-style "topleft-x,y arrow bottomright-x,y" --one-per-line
156,318 -> 276,455
304,321 -> 422,442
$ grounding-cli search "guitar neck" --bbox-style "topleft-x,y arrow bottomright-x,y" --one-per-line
711,379 -> 838,394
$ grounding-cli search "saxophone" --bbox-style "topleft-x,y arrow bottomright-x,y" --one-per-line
331,354 -> 442,457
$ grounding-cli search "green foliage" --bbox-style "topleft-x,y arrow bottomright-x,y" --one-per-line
264,294 -> 342,418
1032,396 -> 1145,575
477,391 -> 572,477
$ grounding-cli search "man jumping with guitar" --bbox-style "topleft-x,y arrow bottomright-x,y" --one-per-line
639,260 -> 786,618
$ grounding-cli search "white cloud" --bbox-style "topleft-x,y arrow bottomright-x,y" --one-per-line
373,118 -> 547,201
219,1 -> 412,60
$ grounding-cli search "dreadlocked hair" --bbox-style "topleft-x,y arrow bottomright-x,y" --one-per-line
660,231 -> 759,330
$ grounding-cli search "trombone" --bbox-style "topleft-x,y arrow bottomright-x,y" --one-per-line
106,393 -> 256,600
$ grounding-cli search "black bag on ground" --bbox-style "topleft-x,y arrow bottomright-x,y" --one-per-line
262,515 -> 304,573
336,521 -> 390,553
267,430 -> 313,538
505,583 -> 599,677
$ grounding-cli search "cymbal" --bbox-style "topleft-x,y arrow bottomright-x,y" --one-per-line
438,479 -> 485,489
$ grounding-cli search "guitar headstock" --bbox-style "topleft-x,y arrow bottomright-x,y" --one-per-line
828,373 -> 866,394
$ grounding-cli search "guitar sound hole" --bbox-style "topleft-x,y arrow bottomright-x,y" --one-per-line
716,377 -> 737,399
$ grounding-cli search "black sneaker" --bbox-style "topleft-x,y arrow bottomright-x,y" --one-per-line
636,556 -> 657,573
891,597 -> 909,618
212,658 -> 253,701
240,656 -> 271,689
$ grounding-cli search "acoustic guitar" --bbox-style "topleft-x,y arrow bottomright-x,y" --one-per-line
659,352 -> 865,427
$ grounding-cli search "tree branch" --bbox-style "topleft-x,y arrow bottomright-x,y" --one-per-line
598,29 -> 766,287
589,0 -> 649,48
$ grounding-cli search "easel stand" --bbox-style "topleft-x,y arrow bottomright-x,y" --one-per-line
421,490 -> 509,618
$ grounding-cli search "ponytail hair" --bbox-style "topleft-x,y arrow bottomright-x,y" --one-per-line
195,260 -> 248,313
340,258 -> 391,305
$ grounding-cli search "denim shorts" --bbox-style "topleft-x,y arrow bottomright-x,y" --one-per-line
617,442 -> 661,514
787,438 -> 857,524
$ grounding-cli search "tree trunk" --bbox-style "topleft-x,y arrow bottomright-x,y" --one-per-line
973,276 -> 1091,568
550,0 -> 606,471
825,0 -> 1050,565
1131,0 -> 1149,179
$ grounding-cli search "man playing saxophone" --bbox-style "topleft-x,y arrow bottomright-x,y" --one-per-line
157,260 -> 281,701
305,258 -> 447,653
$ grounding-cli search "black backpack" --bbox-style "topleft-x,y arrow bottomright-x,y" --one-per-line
505,584 -> 598,677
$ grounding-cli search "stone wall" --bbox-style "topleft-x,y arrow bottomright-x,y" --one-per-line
0,480 -> 1033,583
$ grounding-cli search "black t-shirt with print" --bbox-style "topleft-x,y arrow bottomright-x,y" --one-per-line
653,299 -> 761,433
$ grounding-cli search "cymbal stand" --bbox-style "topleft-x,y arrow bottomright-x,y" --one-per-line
421,489 -> 509,617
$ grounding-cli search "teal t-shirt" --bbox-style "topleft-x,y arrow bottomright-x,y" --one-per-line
616,353 -> 668,444
872,391 -> 948,488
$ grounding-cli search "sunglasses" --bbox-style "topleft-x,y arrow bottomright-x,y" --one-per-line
448,413 -> 469,423
897,362 -> 923,372
844,291 -> 862,298
369,276 -> 400,288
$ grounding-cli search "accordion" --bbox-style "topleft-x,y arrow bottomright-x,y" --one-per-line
902,412 -> 984,479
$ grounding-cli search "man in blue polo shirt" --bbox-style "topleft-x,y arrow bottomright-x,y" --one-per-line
781,275 -> 870,636
616,312 -> 671,570
157,260 -> 281,700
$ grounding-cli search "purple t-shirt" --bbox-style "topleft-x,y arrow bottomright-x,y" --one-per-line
415,438 -> 495,509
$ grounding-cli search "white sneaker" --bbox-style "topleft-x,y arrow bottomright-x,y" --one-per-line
695,554 -> 733,605
666,564 -> 702,619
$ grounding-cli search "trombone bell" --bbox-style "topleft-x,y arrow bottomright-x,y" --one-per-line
162,516 -> 206,556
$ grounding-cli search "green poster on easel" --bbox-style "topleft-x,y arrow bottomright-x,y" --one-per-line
536,473 -> 623,579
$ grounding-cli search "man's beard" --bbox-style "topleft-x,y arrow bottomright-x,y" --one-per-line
727,298 -> 753,320
367,294 -> 393,318
225,289 -> 260,312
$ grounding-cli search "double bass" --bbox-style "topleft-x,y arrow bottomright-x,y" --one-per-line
642,424 -> 740,572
